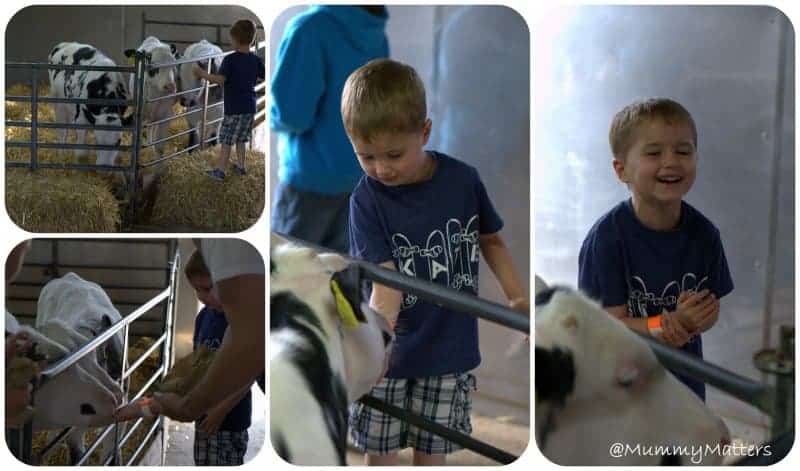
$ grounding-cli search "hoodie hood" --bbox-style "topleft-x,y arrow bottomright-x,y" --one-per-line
312,6 -> 389,53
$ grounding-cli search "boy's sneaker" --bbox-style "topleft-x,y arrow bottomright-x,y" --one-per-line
206,169 -> 225,181
232,164 -> 247,176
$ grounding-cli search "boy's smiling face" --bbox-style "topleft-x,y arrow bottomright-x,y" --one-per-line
613,118 -> 697,208
351,120 -> 433,186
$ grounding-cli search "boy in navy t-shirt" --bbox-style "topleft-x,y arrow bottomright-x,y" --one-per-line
194,19 -> 265,180
579,98 -> 734,400
184,250 -> 253,465
341,58 -> 528,466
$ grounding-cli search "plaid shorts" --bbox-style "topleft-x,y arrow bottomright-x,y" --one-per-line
348,372 -> 477,455
219,113 -> 254,146
194,429 -> 249,465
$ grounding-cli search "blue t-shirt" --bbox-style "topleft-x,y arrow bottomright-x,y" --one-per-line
218,51 -> 265,115
578,199 -> 734,400
270,6 -> 389,194
349,151 -> 504,378
193,306 -> 252,432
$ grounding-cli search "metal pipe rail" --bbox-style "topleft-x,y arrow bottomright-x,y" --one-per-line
6,62 -> 136,73
6,95 -> 134,107
40,288 -> 169,379
637,333 -> 774,413
6,120 -> 136,133
273,233 -> 528,463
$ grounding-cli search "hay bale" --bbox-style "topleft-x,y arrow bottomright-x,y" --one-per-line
149,147 -> 265,231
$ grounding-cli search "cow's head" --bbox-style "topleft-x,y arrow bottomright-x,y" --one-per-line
534,276 -> 730,465
125,43 -> 177,96
270,235 -> 394,402
21,321 -> 123,429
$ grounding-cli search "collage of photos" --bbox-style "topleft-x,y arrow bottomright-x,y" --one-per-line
1,1 -> 796,469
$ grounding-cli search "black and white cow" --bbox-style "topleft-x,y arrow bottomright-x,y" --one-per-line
48,42 -> 132,171
6,273 -> 126,464
270,234 -> 393,465
124,36 -> 178,157
177,39 -> 224,150
535,276 -> 730,465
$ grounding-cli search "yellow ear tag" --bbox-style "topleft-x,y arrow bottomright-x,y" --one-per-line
330,279 -> 359,330
127,56 -> 135,66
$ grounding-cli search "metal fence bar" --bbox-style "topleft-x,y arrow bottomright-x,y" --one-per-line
127,51 -> 147,228
359,396 -> 516,464
6,62 -> 136,73
355,261 -> 529,333
637,333 -> 774,413
40,289 -> 169,379
30,68 -> 39,170
6,141 -> 133,152
7,96 -> 134,106
6,120 -> 136,132
22,262 -> 170,271
122,334 -> 167,381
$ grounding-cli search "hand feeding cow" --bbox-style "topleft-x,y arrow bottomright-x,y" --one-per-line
534,276 -> 731,465
6,273 -> 126,464
47,42 -> 132,179
270,234 -> 393,465
177,39 -> 224,151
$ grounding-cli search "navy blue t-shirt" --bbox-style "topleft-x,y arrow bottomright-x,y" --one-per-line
193,306 -> 252,432
218,51 -> 265,115
349,151 -> 504,378
578,199 -> 734,400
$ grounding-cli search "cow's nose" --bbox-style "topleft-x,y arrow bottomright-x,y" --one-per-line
164,82 -> 176,93
80,403 -> 97,415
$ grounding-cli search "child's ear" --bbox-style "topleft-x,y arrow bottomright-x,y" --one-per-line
612,158 -> 627,183
422,119 -> 432,145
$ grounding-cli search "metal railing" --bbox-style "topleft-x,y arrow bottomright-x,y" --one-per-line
6,243 -> 180,465
273,233 -> 529,464
5,27 -> 266,229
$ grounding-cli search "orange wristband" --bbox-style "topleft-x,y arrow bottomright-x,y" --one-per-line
647,315 -> 663,335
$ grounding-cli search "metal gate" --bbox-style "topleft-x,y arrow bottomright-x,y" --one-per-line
4,18 -> 266,229
5,239 -> 180,465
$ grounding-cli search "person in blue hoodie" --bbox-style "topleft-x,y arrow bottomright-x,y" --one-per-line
270,5 -> 389,253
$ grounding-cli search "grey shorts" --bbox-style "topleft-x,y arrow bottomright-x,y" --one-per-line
219,113 -> 254,146
194,429 -> 249,465
348,372 -> 477,455
270,181 -> 350,254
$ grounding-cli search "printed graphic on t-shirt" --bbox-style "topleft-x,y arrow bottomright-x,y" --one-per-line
392,215 -> 479,310
628,273 -> 709,317
199,338 -> 222,350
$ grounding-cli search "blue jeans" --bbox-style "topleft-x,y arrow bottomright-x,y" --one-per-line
271,181 -> 350,254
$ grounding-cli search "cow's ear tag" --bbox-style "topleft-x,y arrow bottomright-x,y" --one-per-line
127,56 -> 135,66
330,279 -> 359,330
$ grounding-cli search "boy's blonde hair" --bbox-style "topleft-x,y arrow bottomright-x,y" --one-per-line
341,58 -> 427,142
230,19 -> 257,46
609,98 -> 698,160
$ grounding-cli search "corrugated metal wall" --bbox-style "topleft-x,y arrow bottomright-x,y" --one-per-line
534,5 -> 794,444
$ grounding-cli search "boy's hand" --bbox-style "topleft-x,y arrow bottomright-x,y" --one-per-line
674,290 -> 717,333
199,405 -> 227,434
661,313 -> 692,347
509,297 -> 530,342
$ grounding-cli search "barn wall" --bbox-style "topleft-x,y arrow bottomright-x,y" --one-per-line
4,5 -> 262,86
269,5 -> 531,415
534,5 -> 794,444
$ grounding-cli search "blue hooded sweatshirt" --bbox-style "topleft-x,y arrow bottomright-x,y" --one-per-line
271,6 -> 389,195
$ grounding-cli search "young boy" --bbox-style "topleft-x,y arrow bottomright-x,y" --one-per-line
185,250 -> 253,465
341,58 -> 528,466
194,19 -> 265,180
578,98 -> 734,401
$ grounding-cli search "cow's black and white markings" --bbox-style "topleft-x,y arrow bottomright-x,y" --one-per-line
178,39 -> 224,150
534,276 -> 730,465
48,42 -> 132,172
270,235 -> 393,465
